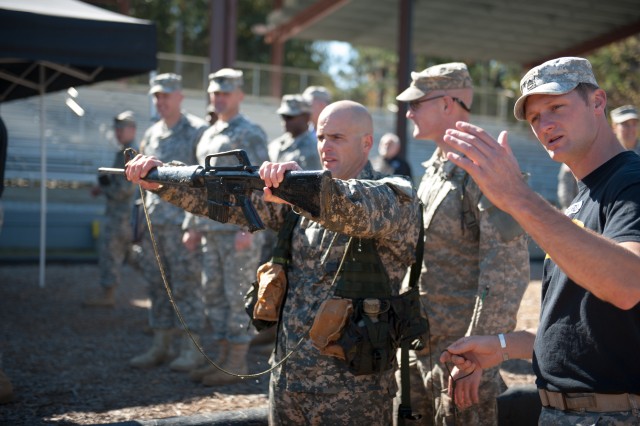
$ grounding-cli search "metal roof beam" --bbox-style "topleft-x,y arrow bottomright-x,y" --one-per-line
265,0 -> 350,44
526,18 -> 640,68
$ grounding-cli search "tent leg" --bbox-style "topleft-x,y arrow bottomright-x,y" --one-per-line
38,67 -> 46,288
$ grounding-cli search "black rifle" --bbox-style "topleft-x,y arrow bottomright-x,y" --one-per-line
99,149 -> 331,232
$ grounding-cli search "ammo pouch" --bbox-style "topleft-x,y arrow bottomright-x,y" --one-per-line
244,280 -> 277,332
244,210 -> 299,332
327,237 -> 428,376
335,284 -> 427,376
243,262 -> 287,332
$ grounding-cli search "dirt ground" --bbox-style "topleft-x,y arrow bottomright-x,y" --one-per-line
0,260 -> 541,425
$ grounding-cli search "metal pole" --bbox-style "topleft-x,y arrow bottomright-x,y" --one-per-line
396,0 -> 413,159
38,64 -> 47,288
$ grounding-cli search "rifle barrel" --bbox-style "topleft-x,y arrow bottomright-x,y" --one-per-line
98,167 -> 125,175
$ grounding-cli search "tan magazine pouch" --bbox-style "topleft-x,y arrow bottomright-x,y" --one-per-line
253,262 -> 287,322
309,298 -> 353,360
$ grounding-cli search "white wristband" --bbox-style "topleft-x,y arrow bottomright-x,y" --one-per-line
498,333 -> 509,361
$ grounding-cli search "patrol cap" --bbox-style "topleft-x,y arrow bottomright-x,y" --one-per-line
114,110 -> 136,128
396,62 -> 473,102
149,73 -> 182,94
276,94 -> 311,116
302,86 -> 332,103
610,105 -> 639,124
514,57 -> 599,121
208,68 -> 243,93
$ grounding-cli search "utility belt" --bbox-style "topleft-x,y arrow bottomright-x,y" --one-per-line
539,389 -> 640,413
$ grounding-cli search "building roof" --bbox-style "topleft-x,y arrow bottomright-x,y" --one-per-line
265,0 -> 640,67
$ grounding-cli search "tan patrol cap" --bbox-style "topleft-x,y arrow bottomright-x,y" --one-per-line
149,73 -> 182,94
208,68 -> 243,93
277,94 -> 311,116
396,62 -> 473,102
610,105 -> 639,124
514,57 -> 599,121
114,110 -> 136,128
302,86 -> 332,103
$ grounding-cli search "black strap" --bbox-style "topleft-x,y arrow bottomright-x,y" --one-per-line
270,209 -> 299,265
398,209 -> 425,424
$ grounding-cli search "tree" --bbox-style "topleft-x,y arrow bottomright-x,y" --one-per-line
588,35 -> 640,110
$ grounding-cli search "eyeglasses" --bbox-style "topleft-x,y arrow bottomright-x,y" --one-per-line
281,115 -> 296,121
408,95 -> 471,113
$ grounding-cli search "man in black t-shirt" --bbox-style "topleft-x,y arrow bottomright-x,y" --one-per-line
440,57 -> 640,424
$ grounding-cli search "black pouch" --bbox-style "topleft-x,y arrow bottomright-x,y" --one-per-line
338,299 -> 393,375
243,280 -> 277,332
337,287 -> 428,376
130,198 -> 146,243
98,175 -> 111,186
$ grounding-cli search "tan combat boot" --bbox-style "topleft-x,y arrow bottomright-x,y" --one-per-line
0,369 -> 13,404
129,329 -> 172,368
201,342 -> 249,386
82,286 -> 115,307
168,332 -> 206,372
189,339 -> 229,382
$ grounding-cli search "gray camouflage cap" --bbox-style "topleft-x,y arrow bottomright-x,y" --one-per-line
208,68 -> 243,93
149,73 -> 182,94
302,86 -> 332,103
396,62 -> 473,102
277,94 -> 311,116
114,110 -> 136,127
514,57 -> 599,121
610,105 -> 638,124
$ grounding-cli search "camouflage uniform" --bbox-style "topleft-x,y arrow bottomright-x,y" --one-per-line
406,149 -> 530,426
97,143 -> 137,289
268,129 -> 321,170
139,113 -> 207,331
154,162 -> 421,425
556,164 -> 578,211
183,113 -> 269,344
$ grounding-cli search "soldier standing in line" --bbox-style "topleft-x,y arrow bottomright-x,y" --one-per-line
129,73 -> 208,372
556,163 -> 578,211
302,85 -> 332,136
395,63 -> 530,425
610,104 -> 639,153
371,132 -> 412,179
268,93 -> 321,170
183,68 -> 270,386
125,100 -> 422,425
84,111 -> 137,307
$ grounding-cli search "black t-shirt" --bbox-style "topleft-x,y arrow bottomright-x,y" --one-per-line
534,151 -> 640,393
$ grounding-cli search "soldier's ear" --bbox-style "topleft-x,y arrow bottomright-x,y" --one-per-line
363,133 -> 373,151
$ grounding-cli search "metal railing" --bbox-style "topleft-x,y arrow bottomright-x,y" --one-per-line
151,52 -> 329,98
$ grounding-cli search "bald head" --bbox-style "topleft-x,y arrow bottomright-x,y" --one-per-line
316,100 -> 374,180
319,100 -> 373,135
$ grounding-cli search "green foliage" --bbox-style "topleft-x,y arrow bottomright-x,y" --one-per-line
588,35 -> 640,110
128,0 -> 210,56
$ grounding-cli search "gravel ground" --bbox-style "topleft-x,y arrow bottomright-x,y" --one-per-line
0,261 -> 540,425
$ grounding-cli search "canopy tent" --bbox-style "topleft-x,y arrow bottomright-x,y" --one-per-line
0,0 -> 156,287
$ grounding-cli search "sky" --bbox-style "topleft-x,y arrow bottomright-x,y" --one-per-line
318,40 -> 357,90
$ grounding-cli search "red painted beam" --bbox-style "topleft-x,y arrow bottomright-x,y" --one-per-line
265,0 -> 350,44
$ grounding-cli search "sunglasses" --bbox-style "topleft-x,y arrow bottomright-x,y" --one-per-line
408,95 -> 470,112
